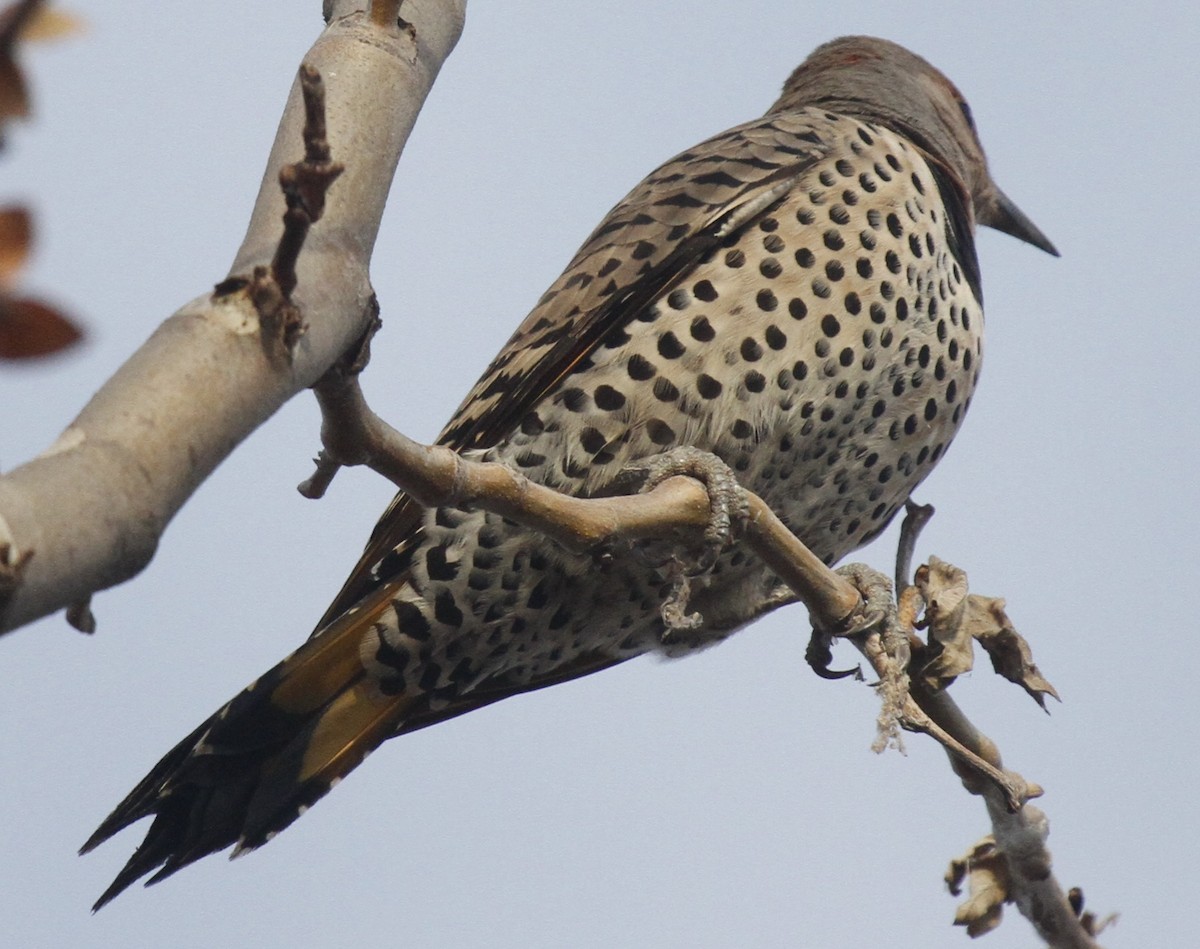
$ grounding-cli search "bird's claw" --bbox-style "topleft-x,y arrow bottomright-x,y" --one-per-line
628,447 -> 749,572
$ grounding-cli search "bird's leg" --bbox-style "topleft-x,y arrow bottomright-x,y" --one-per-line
621,447 -> 751,636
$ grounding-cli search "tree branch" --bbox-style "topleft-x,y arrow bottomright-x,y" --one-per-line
0,0 -> 466,635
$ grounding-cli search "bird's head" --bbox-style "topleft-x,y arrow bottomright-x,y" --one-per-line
772,35 -> 1058,256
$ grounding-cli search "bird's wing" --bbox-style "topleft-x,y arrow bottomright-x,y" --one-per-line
316,112 -> 829,626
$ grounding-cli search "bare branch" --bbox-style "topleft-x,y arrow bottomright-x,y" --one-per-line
831,560 -> 1106,948
0,0 -> 467,635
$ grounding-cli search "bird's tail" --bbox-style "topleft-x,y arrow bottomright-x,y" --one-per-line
81,587 -> 413,912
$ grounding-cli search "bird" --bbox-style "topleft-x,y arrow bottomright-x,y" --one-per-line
82,35 -> 1058,909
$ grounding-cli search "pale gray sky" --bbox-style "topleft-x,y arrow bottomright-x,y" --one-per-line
2,2 -> 1195,947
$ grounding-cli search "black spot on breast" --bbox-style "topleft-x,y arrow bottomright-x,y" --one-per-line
515,449 -> 546,468
425,545 -> 459,581
792,360 -> 808,380
765,325 -> 787,350
756,289 -> 778,311
763,233 -> 785,253
821,314 -> 841,337
825,260 -> 845,281
812,279 -> 831,299
744,370 -> 766,392
693,279 -> 718,301
579,427 -> 607,454
856,258 -> 873,278
472,548 -> 502,570
603,327 -> 631,349
667,289 -> 690,310
731,419 -> 753,439
789,298 -> 808,320
886,213 -> 903,238
795,248 -> 815,268
560,387 -> 588,411
520,413 -> 545,436
760,258 -> 783,279
653,377 -> 680,402
561,457 -> 589,479
594,385 -> 626,411
741,337 -> 763,362
526,579 -> 550,610
434,589 -> 464,627
823,230 -> 845,251
627,354 -> 657,380
696,374 -> 722,399
658,332 -> 686,359
418,663 -> 442,692
844,292 -> 862,315
393,599 -> 431,641
690,316 -> 716,341
829,205 -> 851,225
646,419 -> 675,445
725,249 -> 745,268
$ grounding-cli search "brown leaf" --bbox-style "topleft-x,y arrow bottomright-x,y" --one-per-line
969,596 -> 1061,710
0,204 -> 31,284
19,8 -> 84,42
0,294 -> 82,358
947,836 -> 1010,937
916,556 -> 975,688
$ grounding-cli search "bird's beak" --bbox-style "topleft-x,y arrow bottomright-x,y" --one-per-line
979,186 -> 1059,256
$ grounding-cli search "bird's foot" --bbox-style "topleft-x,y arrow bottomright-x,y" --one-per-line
623,448 -> 750,635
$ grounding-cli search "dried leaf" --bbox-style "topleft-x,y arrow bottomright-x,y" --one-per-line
947,836 -> 1010,937
969,595 -> 1061,710
0,294 -> 81,358
19,8 -> 84,42
916,556 -> 975,688
0,204 -> 31,284
0,1 -> 81,131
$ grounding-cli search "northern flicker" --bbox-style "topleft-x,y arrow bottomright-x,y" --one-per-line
83,35 -> 1057,908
